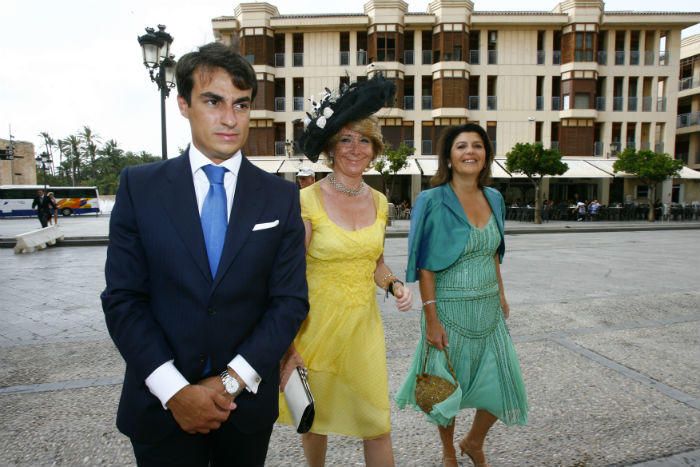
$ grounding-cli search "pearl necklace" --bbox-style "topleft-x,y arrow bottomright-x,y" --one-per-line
327,173 -> 366,197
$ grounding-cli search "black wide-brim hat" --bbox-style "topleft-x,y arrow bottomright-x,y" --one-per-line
297,74 -> 396,162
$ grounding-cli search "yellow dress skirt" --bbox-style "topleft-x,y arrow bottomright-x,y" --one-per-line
277,183 -> 391,438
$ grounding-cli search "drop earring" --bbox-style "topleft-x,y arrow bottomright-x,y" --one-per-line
447,162 -> 452,169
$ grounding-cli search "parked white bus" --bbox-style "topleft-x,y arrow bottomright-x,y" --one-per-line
0,185 -> 100,218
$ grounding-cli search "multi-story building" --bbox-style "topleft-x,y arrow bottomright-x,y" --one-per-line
212,0 -> 700,205
676,34 -> 700,202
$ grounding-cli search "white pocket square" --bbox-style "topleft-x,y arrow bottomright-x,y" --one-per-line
252,220 -> 279,231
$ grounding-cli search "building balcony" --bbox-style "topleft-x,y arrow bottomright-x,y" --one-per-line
597,50 -> 607,65
422,50 -> 432,65
377,50 -> 396,62
596,96 -> 606,111
613,96 -> 623,111
655,142 -> 665,153
357,50 -> 368,65
642,96 -> 652,112
404,50 -> 414,65
274,141 -> 286,157
469,50 -> 479,64
274,53 -> 285,67
422,140 -> 433,155
274,97 -> 285,112
551,141 -> 559,151
640,141 -> 650,151
644,51 -> 654,65
468,96 -> 479,110
677,111 -> 700,129
537,50 -> 545,65
657,97 -> 667,112
293,97 -> 304,112
487,50 -> 497,65
553,51 -> 561,65
422,96 -> 432,110
293,53 -> 304,67
594,141 -> 604,156
487,96 -> 497,110
659,51 -> 669,66
340,51 -> 350,66
536,96 -> 544,110
552,96 -> 561,111
630,51 -> 640,65
628,96 -> 638,112
610,142 -> 621,155
404,96 -> 414,110
574,50 -> 594,62
626,139 -> 636,150
679,77 -> 699,92
404,140 -> 415,150
615,51 -> 625,65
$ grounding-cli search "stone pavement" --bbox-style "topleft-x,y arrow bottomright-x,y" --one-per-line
0,222 -> 699,466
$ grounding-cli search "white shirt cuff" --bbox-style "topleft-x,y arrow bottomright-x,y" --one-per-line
145,360 -> 189,409
228,354 -> 261,394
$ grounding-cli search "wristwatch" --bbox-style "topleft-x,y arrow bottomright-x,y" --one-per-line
220,370 -> 244,398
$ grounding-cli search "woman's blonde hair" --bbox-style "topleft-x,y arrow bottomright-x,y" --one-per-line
323,116 -> 384,169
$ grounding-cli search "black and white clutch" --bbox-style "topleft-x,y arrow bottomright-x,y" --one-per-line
284,366 -> 315,433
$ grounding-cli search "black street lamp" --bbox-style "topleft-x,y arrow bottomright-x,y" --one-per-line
36,151 -> 52,190
138,25 -> 177,160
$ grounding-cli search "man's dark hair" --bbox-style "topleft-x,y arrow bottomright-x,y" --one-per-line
176,42 -> 257,105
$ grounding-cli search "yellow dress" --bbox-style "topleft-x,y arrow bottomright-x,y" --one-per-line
278,182 -> 391,438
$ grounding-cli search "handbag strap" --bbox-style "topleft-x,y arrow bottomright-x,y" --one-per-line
420,344 -> 457,384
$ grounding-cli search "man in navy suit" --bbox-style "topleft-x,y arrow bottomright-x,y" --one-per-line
102,42 -> 308,466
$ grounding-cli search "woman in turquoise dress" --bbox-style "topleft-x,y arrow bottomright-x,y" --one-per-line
395,123 -> 528,467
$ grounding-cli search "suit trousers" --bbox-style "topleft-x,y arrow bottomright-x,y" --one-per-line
131,421 -> 273,467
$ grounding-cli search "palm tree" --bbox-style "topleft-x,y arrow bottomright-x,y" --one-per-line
80,126 -> 101,179
64,135 -> 82,185
38,131 -> 57,175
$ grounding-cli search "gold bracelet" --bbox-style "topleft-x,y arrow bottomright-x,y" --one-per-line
381,272 -> 396,289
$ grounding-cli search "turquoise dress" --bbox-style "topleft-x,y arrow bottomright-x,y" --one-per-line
395,214 -> 528,427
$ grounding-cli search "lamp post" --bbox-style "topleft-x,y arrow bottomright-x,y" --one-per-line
138,25 -> 177,160
36,152 -> 52,190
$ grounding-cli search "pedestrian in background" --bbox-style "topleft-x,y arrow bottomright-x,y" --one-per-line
31,189 -> 52,228
396,123 -> 528,467
296,166 -> 316,189
46,192 -> 58,225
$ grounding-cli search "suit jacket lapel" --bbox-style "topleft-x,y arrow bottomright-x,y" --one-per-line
161,150 -> 211,281
212,157 -> 265,289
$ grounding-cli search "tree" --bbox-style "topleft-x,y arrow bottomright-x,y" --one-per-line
373,142 -> 414,201
505,142 -> 568,224
80,126 -> 101,180
612,148 -> 682,222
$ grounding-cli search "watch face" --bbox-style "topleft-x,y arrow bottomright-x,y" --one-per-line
224,376 -> 240,394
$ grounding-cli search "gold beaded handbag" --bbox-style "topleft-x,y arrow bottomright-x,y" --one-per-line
415,344 -> 458,414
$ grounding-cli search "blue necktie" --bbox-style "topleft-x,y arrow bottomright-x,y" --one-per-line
201,165 -> 228,277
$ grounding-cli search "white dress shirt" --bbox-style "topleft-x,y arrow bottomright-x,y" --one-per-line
145,143 -> 262,409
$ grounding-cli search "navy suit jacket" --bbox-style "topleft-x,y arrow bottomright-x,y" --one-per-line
101,151 -> 309,443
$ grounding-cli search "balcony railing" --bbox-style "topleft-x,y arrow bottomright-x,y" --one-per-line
679,77 -> 699,91
537,50 -> 545,64
466,95 -> 478,110
552,96 -> 561,110
340,51 -> 350,66
628,96 -> 638,111
553,50 -> 561,65
357,50 -> 368,65
490,140 -> 497,154
645,51 -> 654,65
469,50 -> 479,64
274,53 -> 285,67
630,50 -> 640,65
487,96 -> 497,110
613,96 -> 623,111
677,112 -> 700,128
655,142 -> 664,153
597,50 -> 607,65
487,50 -> 497,64
551,141 -> 559,151
377,50 -> 396,62
594,141 -> 604,156
293,53 -> 304,67
421,96 -> 433,110
596,96 -> 606,111
404,140 -> 415,150
610,142 -> 621,155
422,140 -> 433,155
659,51 -> 669,66
293,97 -> 304,112
274,141 -> 286,157
422,50 -> 432,65
274,97 -> 285,112
626,139 -> 636,150
574,50 -> 593,62
642,96 -> 652,112
536,96 -> 544,110
678,152 -> 689,165
404,50 -> 414,65
640,141 -> 650,151
657,97 -> 667,112
615,51 -> 625,65
404,96 -> 414,110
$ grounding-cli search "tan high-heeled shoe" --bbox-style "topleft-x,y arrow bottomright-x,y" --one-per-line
458,438 -> 490,467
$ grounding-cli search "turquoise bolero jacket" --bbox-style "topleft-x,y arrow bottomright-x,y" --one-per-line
405,184 -> 506,283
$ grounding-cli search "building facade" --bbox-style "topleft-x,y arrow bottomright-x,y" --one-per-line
0,138 -> 37,185
212,0 -> 700,205
676,34 -> 700,202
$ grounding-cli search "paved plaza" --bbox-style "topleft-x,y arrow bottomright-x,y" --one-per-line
0,218 -> 699,466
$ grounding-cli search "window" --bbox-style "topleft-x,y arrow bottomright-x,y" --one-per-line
377,33 -> 397,62
574,93 -> 590,109
575,32 -> 594,61
487,31 -> 497,64
340,32 -> 350,65
293,33 -> 303,67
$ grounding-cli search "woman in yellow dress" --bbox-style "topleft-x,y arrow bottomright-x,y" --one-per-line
277,76 -> 413,466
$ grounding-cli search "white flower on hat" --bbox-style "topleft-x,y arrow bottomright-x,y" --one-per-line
323,107 -> 334,119
303,117 -> 312,128
316,116 -> 327,129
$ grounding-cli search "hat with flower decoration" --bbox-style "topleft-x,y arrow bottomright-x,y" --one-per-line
297,74 -> 396,162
